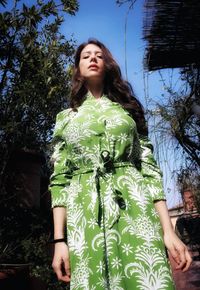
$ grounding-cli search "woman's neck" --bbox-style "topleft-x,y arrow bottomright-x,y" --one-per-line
86,81 -> 104,99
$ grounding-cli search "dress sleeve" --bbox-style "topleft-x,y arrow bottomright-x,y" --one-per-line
49,109 -> 73,208
139,135 -> 166,202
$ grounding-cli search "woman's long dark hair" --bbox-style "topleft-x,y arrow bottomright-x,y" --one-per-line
70,38 -> 148,136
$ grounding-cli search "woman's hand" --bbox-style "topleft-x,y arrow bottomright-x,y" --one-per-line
52,242 -> 71,283
154,200 -> 192,272
164,230 -> 192,272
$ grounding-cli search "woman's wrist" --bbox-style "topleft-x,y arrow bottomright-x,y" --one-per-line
154,200 -> 174,234
54,232 -> 65,240
163,226 -> 175,235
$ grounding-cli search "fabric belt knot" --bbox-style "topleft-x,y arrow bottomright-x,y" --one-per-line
72,153 -> 134,229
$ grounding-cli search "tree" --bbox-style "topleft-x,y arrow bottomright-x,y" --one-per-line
0,0 -> 78,192
147,66 -> 200,211
0,0 -> 7,7
0,1 -> 78,288
156,67 -> 200,167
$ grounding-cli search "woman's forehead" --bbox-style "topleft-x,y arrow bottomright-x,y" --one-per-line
81,44 -> 102,54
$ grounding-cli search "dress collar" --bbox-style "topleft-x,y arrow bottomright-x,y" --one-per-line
86,91 -> 107,102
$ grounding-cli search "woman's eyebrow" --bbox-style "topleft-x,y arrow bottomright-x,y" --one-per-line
82,50 -> 102,55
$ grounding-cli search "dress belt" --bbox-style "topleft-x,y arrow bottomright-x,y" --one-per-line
72,161 -> 133,176
71,151 -> 134,229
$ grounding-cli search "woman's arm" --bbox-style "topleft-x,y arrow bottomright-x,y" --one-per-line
137,136 -> 192,271
52,207 -> 70,283
154,200 -> 192,272
53,206 -> 66,240
49,110 -> 73,282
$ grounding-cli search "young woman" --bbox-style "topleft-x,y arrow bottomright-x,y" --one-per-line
50,39 -> 192,289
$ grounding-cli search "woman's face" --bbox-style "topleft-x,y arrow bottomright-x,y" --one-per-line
79,44 -> 105,83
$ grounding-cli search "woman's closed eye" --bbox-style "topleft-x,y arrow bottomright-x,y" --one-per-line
82,54 -> 103,59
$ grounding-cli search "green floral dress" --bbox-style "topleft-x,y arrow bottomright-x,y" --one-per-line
49,92 -> 175,290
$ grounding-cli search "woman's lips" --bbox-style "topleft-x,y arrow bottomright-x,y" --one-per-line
88,64 -> 98,69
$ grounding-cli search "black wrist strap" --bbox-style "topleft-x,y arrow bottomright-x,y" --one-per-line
51,238 -> 65,244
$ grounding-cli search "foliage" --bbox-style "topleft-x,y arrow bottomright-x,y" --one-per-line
0,1 -> 78,289
156,67 -> 200,167
0,0 -> 78,189
0,0 -> 6,7
147,66 -> 200,206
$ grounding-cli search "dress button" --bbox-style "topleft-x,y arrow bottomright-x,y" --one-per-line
100,150 -> 110,162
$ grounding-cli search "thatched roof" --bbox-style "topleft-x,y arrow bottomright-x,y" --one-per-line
143,0 -> 200,71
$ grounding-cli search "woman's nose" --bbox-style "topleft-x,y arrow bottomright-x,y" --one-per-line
90,55 -> 97,62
